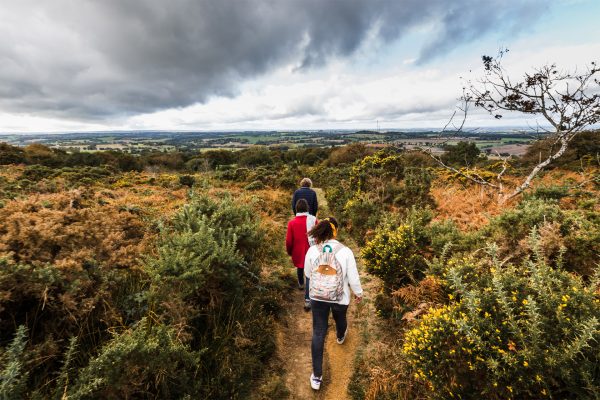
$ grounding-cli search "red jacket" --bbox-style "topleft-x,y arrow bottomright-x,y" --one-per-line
285,215 -> 317,268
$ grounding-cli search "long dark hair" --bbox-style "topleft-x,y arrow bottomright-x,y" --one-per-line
308,217 -> 339,244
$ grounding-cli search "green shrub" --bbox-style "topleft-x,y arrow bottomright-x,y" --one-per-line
21,165 -> 54,181
324,179 -> 353,216
561,210 -> 600,276
349,148 -> 404,194
215,167 -> 249,182
0,188 -> 282,399
245,180 -> 265,190
238,146 -> 275,167
170,193 -> 262,263
527,184 -> 570,200
487,199 -> 563,247
427,219 -> 463,254
276,174 -> 297,190
392,167 -> 435,209
0,143 -> 25,165
441,141 -> 481,166
56,166 -> 115,186
343,193 -> 382,245
0,259 -> 145,396
484,199 -> 600,276
178,174 -> 196,187
403,242 -> 600,399
361,224 -> 426,289
327,143 -> 373,166
143,193 -> 277,398
0,325 -> 29,399
70,320 -> 198,399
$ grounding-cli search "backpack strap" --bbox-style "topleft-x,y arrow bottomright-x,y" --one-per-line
331,243 -> 345,255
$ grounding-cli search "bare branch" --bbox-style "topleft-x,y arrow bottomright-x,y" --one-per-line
462,51 -> 600,202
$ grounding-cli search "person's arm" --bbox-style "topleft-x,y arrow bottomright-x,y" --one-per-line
291,191 -> 297,214
304,247 -> 314,278
285,221 -> 294,256
313,191 -> 319,216
345,250 -> 363,300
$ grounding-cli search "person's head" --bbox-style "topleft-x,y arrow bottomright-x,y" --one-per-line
300,177 -> 312,188
296,198 -> 309,213
308,217 -> 339,243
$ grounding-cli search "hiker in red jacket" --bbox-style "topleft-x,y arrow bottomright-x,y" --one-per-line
286,198 -> 317,311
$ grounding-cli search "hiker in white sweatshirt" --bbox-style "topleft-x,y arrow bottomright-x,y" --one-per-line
304,217 -> 363,391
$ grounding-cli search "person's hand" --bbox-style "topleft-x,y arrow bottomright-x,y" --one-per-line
354,294 -> 363,303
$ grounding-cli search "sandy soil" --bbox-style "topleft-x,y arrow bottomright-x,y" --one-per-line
276,285 -> 361,400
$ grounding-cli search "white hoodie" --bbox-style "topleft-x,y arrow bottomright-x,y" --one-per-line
304,239 -> 363,305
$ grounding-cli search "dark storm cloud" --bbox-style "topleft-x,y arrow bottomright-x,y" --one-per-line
0,0 -> 546,120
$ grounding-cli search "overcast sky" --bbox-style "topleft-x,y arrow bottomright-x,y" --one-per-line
1,0 -> 599,133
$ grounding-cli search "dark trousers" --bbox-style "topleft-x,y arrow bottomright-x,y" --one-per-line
297,267 -> 304,286
297,269 -> 310,300
310,300 -> 349,377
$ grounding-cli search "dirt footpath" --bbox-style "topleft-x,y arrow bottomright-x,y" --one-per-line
275,188 -> 363,399
276,285 -> 361,400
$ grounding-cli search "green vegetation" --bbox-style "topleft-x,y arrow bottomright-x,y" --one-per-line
0,133 -> 597,399
405,240 -> 600,399
0,188 -> 287,398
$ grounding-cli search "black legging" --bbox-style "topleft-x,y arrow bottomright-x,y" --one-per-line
297,268 -> 310,300
311,300 -> 349,377
297,267 -> 305,286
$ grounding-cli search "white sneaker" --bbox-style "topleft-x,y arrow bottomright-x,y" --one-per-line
304,299 -> 311,311
310,373 -> 322,390
336,328 -> 348,344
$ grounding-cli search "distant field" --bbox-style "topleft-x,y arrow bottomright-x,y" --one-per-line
487,143 -> 530,156
0,130 -> 539,155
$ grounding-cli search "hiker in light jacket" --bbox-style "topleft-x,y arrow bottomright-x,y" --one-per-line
304,217 -> 363,391
291,177 -> 318,216
286,199 -> 317,311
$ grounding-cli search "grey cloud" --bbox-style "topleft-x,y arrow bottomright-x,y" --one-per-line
372,101 -> 458,120
0,0 -> 547,120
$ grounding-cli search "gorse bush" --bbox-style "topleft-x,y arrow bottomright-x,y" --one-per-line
349,148 -> 404,195
342,193 -> 382,245
0,258 -> 143,395
362,224 -> 426,289
403,240 -> 600,399
0,188 -> 282,399
526,184 -> 570,201
484,198 -> 600,276
244,180 -> 265,190
70,320 -> 199,399
487,198 -> 563,248
170,192 -> 263,263
391,167 -> 435,209
142,192 -> 277,398
0,325 -> 28,400
0,191 -> 147,269
178,174 -> 196,187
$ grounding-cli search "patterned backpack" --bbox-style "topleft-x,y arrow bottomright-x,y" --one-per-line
309,243 -> 345,302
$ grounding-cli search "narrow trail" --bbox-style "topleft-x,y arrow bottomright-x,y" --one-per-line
275,188 -> 365,400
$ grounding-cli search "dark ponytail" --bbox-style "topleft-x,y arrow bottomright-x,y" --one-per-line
308,217 -> 339,244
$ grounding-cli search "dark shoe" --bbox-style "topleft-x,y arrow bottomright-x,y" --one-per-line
298,284 -> 304,290
304,299 -> 311,312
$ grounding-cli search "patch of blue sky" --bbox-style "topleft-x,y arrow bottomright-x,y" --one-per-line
350,0 -> 599,75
